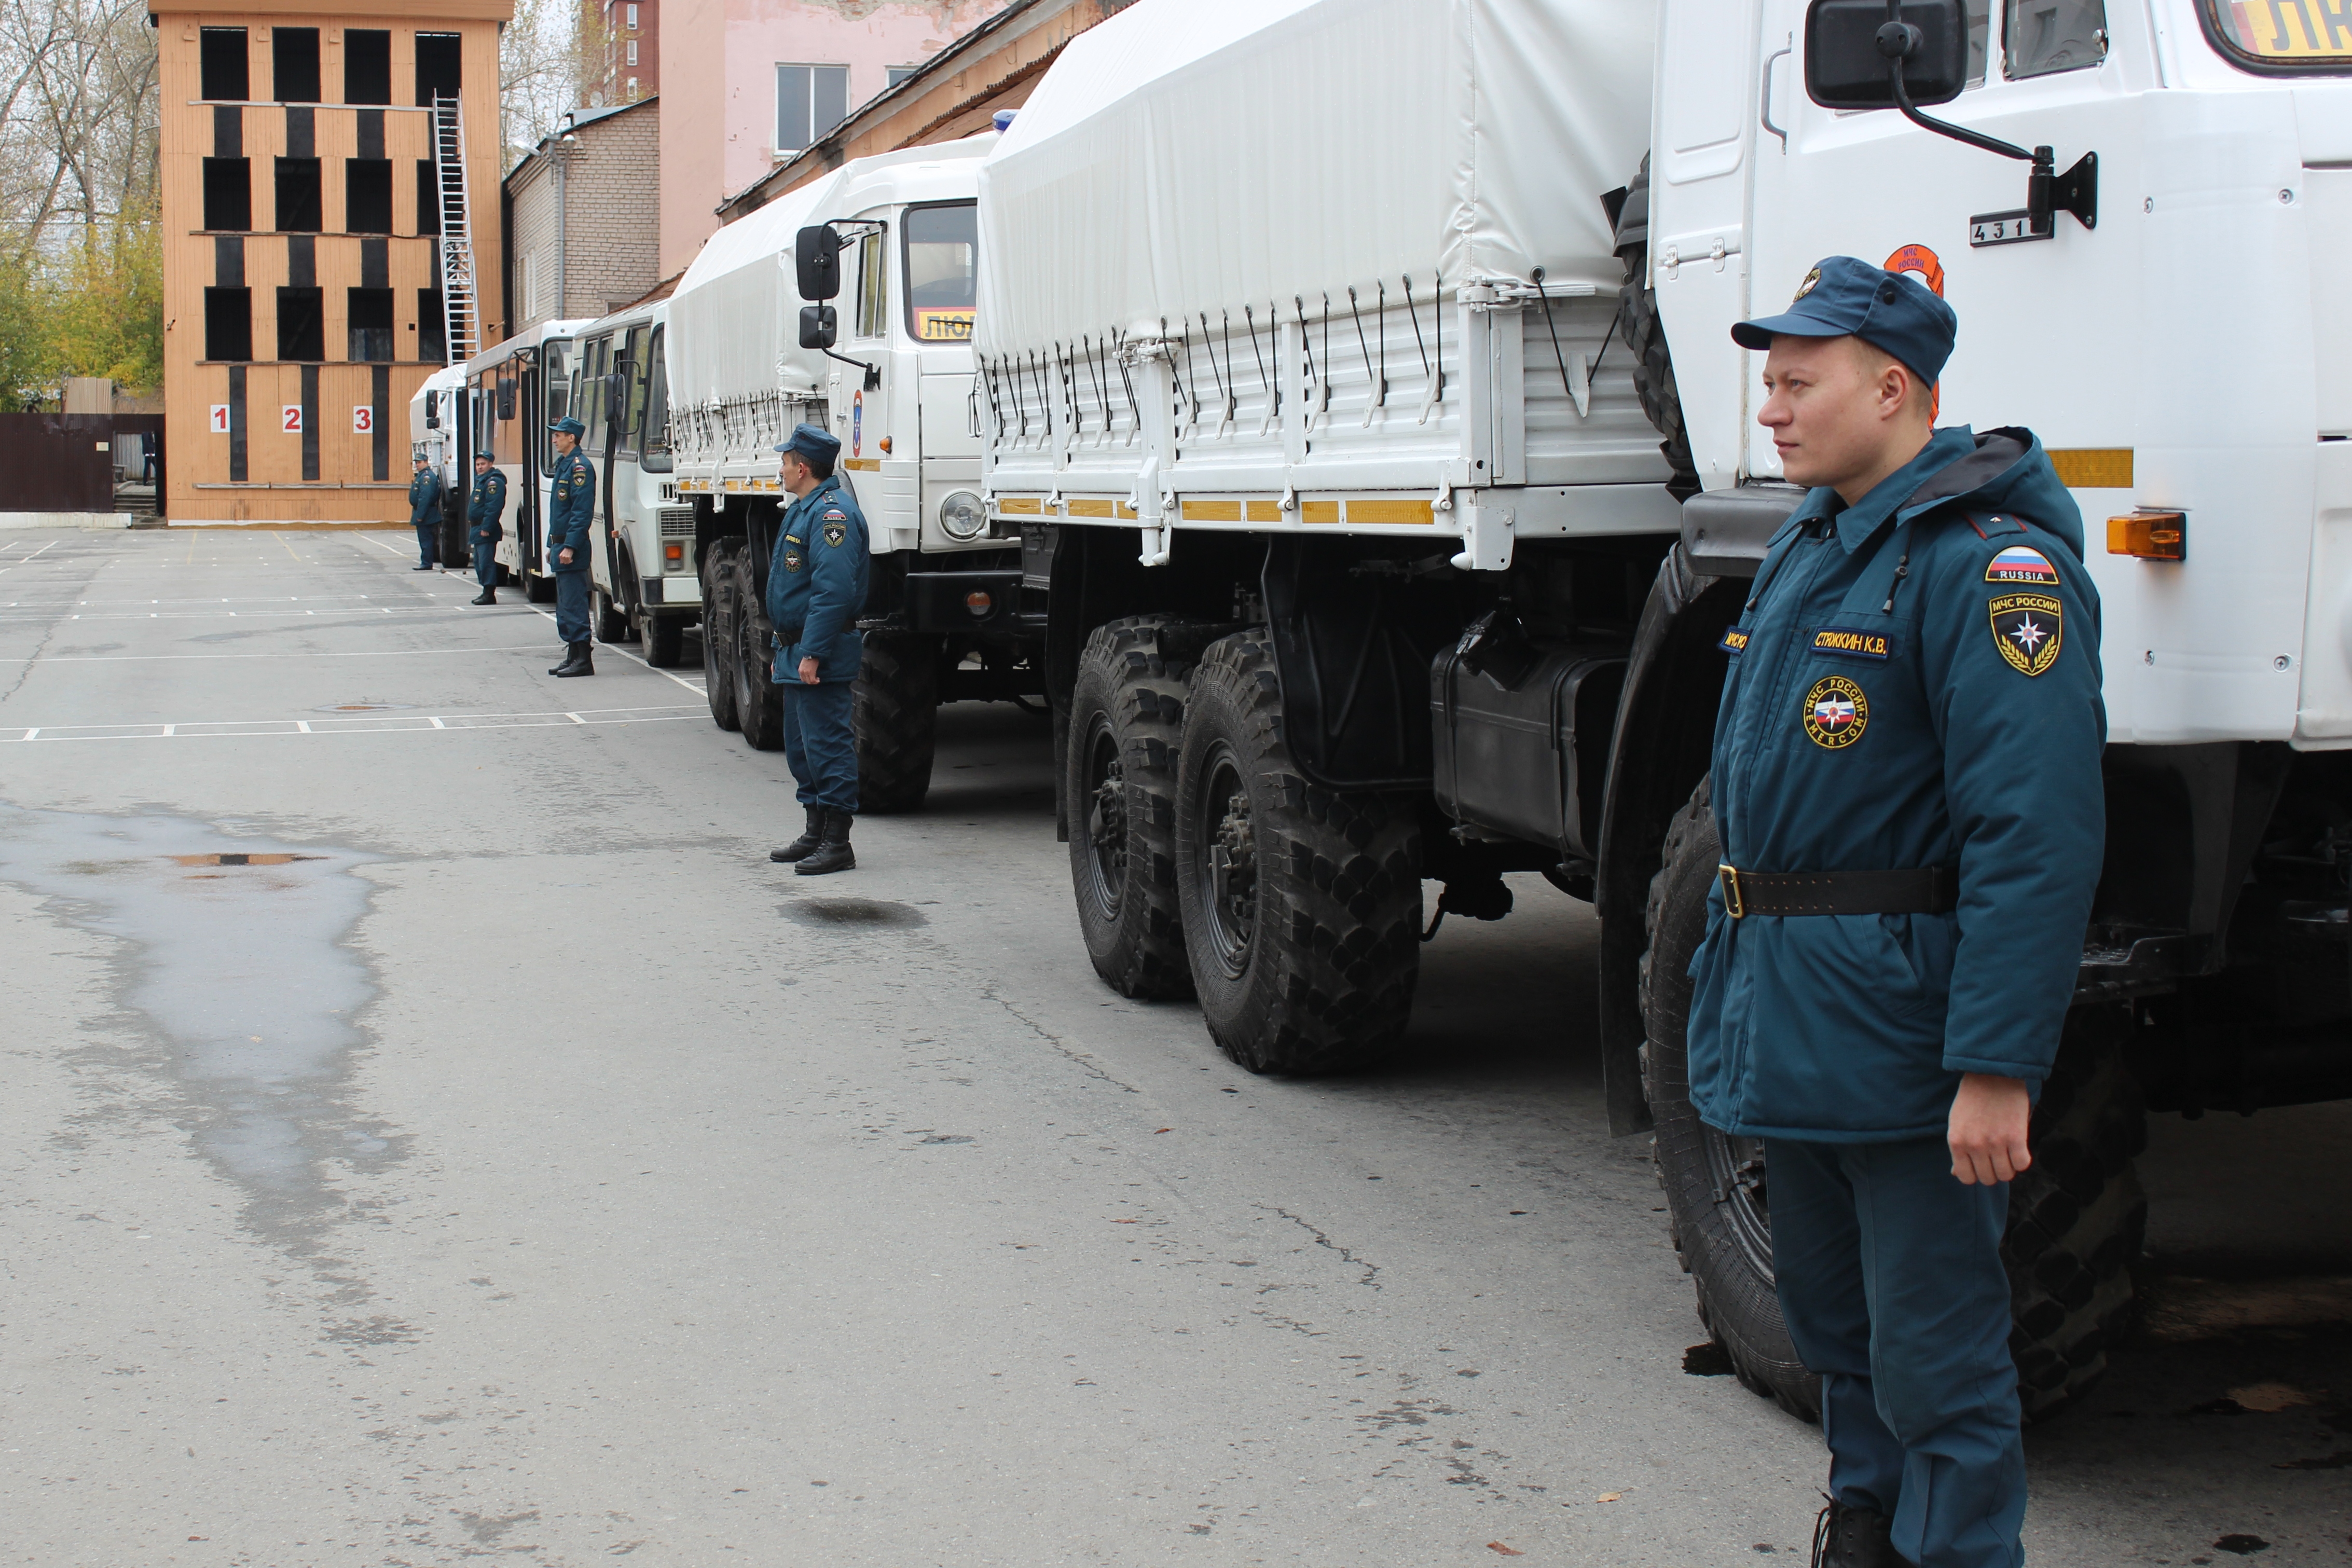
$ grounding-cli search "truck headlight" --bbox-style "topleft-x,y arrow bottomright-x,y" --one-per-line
939,490 -> 986,542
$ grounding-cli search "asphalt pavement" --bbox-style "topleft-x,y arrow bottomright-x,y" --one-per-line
0,527 -> 2345,1566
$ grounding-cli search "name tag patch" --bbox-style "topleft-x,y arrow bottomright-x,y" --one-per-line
1719,627 -> 1751,654
1811,626 -> 1891,660
1989,592 -> 2064,676
1801,675 -> 1868,749
1986,545 -> 2059,585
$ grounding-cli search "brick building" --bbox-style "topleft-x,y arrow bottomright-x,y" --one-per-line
503,96 -> 662,337
150,0 -> 509,523
584,0 -> 658,107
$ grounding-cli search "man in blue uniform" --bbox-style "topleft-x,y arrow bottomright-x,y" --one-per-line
1685,258 -> 2105,1568
406,453 -> 443,571
466,449 -> 506,606
545,417 -> 596,677
764,423 -> 869,875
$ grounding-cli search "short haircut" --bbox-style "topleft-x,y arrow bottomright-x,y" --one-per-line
787,447 -> 835,482
1845,335 -> 1933,420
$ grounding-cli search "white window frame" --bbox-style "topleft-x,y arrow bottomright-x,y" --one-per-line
774,62 -> 850,154
626,2 -> 639,29
626,39 -> 637,65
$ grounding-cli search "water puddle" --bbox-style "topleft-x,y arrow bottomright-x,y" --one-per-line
779,897 -> 926,928
0,804 -> 387,1250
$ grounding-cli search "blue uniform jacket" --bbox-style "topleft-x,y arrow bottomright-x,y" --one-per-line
407,468 -> 443,527
1685,427 -> 2106,1142
766,474 -> 870,684
546,449 -> 595,574
467,470 -> 507,542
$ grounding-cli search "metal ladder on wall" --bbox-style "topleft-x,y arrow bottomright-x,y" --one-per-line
430,94 -> 480,366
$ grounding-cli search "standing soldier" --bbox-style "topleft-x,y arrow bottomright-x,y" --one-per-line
1685,258 -> 2105,1568
545,417 -> 595,677
466,449 -> 506,607
764,423 -> 868,875
406,453 -> 443,571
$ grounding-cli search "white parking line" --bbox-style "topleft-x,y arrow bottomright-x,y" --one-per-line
0,704 -> 704,744
0,643 -> 567,664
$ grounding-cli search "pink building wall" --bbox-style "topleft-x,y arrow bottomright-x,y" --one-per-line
659,0 -> 1005,276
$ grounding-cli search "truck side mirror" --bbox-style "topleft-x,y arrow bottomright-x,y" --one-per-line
424,390 -> 439,429
795,225 -> 843,301
497,380 -> 517,421
799,304 -> 838,351
1805,0 -> 1967,110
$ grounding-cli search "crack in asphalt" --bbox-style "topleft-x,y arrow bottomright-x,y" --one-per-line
981,983 -> 1141,1093
1261,1204 -> 1382,1289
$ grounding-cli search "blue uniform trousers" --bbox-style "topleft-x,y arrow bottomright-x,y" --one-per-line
414,523 -> 437,568
473,541 -> 497,589
1764,1135 -> 2025,1568
781,679 -> 857,811
554,570 -> 591,644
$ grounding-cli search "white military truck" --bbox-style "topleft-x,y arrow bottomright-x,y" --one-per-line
979,0 -> 2352,1420
668,135 -> 1037,809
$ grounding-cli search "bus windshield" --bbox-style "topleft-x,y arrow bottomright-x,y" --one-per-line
2202,1 -> 2352,70
903,201 -> 976,343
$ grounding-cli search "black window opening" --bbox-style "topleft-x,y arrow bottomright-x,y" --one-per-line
348,287 -> 394,361
415,34 -> 462,105
201,158 -> 251,231
345,158 -> 392,233
277,287 -> 325,361
416,160 -> 441,235
641,329 -> 672,471
344,29 -> 391,104
274,157 -> 322,232
200,27 -> 249,101
272,27 -> 320,104
419,289 -> 446,363
204,287 -> 253,362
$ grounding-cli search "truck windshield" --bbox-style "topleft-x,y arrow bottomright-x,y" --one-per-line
903,201 -> 976,343
2200,1 -> 2352,71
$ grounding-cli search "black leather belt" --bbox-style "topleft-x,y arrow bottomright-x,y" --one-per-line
1717,864 -> 1958,919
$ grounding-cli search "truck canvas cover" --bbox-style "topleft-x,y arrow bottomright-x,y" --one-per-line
976,0 -> 1656,352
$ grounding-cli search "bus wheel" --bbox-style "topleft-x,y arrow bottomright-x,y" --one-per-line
1175,629 -> 1422,1073
643,612 -> 685,667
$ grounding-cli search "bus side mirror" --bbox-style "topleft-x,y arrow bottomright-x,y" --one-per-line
799,304 -> 838,351
497,380 -> 517,421
795,225 -> 843,301
1805,0 -> 1967,109
424,390 -> 440,429
604,370 -> 627,426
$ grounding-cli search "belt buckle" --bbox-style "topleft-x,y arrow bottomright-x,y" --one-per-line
1718,863 -> 1745,919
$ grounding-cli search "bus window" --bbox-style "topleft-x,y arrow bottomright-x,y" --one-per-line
618,324 -> 651,458
541,340 -> 574,469
643,327 -> 672,473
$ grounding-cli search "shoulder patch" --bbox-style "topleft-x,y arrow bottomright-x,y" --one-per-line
1989,592 -> 2064,676
1986,544 -> 2060,585
1801,675 -> 1868,748
1811,625 -> 1892,660
822,519 -> 848,548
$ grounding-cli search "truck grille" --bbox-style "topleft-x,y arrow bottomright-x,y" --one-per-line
657,507 -> 695,539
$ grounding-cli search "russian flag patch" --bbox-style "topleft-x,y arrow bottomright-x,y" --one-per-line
1986,545 -> 2059,585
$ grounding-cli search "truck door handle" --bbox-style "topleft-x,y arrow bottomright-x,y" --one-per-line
1761,38 -> 1791,151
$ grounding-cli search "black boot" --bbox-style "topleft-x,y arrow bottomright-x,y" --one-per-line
471,587 -> 496,605
769,805 -> 826,863
554,641 -> 595,678
1810,1500 -> 1909,1568
547,642 -> 577,675
794,808 -> 856,875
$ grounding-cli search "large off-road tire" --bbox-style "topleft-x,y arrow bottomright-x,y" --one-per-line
854,631 -> 940,815
1640,779 -> 1820,1418
732,546 -> 785,752
1612,159 -> 1702,502
1066,617 -> 1202,1000
1174,630 -> 1423,1073
2003,1010 -> 2148,1421
1641,779 -> 2152,1425
702,537 -> 742,731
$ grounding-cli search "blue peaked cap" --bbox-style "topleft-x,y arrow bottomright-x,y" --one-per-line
548,416 -> 586,436
776,422 -> 841,464
1731,256 -> 1957,386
